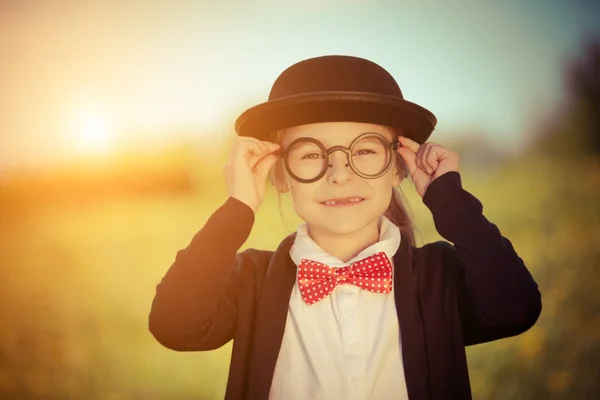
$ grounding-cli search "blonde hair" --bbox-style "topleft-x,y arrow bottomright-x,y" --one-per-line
268,127 -> 416,247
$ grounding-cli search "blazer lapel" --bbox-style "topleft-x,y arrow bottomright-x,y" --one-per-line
246,234 -> 297,399
394,237 -> 431,399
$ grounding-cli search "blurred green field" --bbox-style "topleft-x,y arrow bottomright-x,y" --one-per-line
1,151 -> 599,399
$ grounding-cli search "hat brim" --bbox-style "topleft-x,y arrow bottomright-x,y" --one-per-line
234,92 -> 437,144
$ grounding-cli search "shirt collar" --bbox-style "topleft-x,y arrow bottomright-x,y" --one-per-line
289,216 -> 401,268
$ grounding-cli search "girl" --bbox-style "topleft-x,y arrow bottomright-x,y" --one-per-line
149,55 -> 542,400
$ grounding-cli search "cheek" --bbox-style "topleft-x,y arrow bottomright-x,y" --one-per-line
377,184 -> 393,202
370,177 -> 395,206
290,184 -> 313,203
289,183 -> 306,205
289,185 -> 318,223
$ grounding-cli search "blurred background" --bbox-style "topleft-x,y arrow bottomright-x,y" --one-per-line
1,0 -> 599,399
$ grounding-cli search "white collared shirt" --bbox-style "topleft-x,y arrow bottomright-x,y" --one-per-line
269,216 -> 409,400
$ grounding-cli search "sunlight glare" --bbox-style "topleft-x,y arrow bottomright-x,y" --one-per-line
74,110 -> 115,154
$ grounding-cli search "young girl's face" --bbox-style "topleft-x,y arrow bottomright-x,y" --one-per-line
277,121 -> 403,238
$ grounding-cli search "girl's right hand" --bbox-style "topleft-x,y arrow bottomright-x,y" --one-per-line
224,136 -> 280,213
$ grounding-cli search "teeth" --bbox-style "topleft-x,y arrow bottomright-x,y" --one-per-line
323,198 -> 363,205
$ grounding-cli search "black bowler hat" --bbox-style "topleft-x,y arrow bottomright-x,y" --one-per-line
234,55 -> 437,144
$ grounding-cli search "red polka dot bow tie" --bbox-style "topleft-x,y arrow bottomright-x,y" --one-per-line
297,251 -> 393,305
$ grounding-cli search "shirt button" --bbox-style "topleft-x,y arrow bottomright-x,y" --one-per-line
350,375 -> 358,386
344,308 -> 354,317
348,343 -> 358,353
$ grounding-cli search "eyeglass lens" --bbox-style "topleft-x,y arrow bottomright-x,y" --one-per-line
285,134 -> 392,181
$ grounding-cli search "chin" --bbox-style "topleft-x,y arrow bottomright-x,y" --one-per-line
306,212 -> 380,237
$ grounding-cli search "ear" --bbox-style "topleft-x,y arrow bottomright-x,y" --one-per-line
392,169 -> 403,187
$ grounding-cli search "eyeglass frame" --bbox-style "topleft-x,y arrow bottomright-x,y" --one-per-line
278,132 -> 401,183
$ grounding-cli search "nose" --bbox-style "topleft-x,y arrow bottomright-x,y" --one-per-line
326,151 -> 353,185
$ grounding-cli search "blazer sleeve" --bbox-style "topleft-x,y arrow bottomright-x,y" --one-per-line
422,172 -> 542,345
148,197 -> 270,351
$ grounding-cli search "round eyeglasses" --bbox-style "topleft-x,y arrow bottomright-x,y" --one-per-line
279,132 -> 401,183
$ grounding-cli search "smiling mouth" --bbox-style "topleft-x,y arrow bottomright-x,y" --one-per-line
320,197 -> 365,206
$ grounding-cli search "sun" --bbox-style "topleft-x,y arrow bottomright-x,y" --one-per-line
73,110 -> 115,154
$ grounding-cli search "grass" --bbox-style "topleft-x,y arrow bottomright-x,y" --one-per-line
1,153 -> 598,399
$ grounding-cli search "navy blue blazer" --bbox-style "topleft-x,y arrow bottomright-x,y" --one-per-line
149,172 -> 542,399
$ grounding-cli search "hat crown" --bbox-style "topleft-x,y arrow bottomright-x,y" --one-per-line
269,55 -> 404,100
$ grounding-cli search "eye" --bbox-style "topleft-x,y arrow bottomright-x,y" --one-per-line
354,149 -> 376,156
302,153 -> 324,160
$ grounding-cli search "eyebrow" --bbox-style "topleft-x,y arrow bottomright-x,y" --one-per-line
284,131 -> 393,149
289,141 -> 320,150
324,132 -> 392,147
354,136 -> 382,144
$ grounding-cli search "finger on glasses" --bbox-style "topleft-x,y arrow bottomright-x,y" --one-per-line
413,142 -> 424,173
397,144 -> 418,177
233,144 -> 266,171
262,140 -> 280,152
239,136 -> 271,154
398,136 -> 420,152
422,143 -> 437,175
241,136 -> 280,151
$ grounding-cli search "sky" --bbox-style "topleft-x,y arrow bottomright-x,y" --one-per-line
1,0 -> 600,169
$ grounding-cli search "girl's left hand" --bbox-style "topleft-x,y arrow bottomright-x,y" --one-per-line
397,136 -> 460,198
